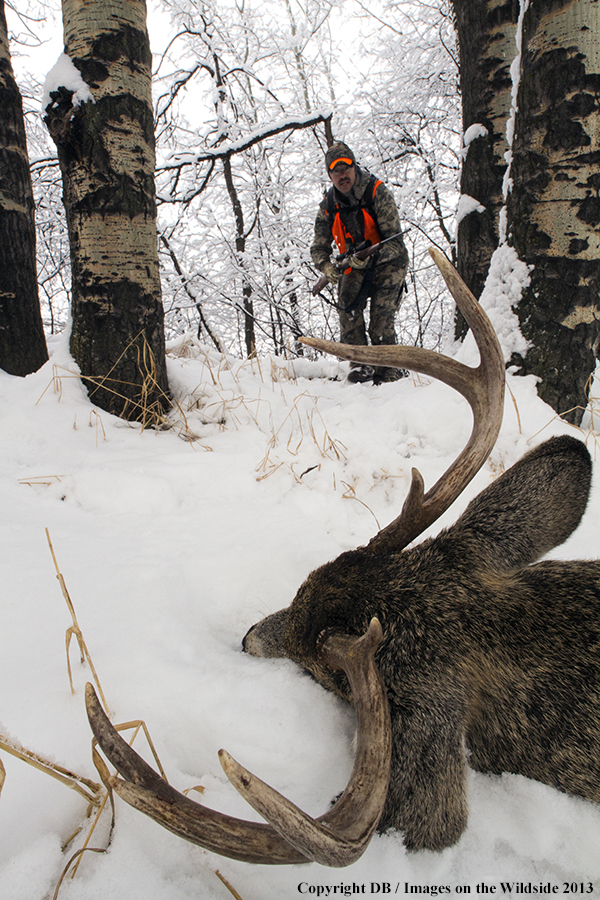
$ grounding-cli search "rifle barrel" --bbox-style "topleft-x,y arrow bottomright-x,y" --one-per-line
311,231 -> 404,296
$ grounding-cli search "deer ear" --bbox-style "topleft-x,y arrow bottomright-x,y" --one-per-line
452,435 -> 592,572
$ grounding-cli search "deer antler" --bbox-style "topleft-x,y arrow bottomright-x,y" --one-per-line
86,618 -> 391,867
301,248 -> 505,551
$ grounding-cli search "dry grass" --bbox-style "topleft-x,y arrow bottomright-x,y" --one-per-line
255,390 -> 348,482
83,332 -> 172,430
0,529 -> 246,899
46,528 -> 109,710
519,370 -> 600,461
32,354 -> 336,560
163,345 -> 351,486
0,735 -> 102,808
340,480 -> 382,530
37,334 -> 172,431
18,474 -> 63,488
215,869 -> 246,900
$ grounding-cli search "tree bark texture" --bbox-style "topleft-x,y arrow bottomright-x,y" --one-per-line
452,0 -> 519,334
222,156 -> 256,357
0,1 -> 48,376
45,0 -> 169,421
507,0 -> 600,425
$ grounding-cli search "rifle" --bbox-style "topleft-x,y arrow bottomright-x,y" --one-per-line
311,231 -> 405,296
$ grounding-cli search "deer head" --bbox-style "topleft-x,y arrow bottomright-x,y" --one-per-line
86,250 -> 599,864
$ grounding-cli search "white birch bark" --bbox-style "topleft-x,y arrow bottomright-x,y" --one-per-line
46,0 -> 169,421
507,0 -> 600,424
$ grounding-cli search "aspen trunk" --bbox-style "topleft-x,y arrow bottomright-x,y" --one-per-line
452,0 -> 519,335
0,0 -> 48,376
45,0 -> 169,421
507,0 -> 600,425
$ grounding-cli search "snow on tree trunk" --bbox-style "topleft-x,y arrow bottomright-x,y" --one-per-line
507,0 -> 600,426
0,0 -> 48,376
453,0 -> 519,332
45,0 -> 169,422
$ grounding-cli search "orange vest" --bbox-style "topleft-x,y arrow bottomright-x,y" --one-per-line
330,178 -> 382,256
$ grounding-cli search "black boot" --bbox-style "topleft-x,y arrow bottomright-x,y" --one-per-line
346,365 -> 375,384
373,367 -> 409,384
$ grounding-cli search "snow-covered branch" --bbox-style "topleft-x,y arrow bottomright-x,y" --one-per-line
173,111 -> 332,165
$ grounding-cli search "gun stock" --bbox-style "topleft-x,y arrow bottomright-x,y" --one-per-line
312,273 -> 330,296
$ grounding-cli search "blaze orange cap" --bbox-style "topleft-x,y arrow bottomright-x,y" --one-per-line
329,157 -> 354,170
325,141 -> 356,171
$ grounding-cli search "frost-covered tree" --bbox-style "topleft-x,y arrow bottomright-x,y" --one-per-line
506,0 -> 600,425
452,0 -> 518,318
153,0 -> 337,357
452,0 -> 600,424
351,0 -> 461,350
4,1 -> 71,337
44,0 -> 169,422
0,0 -> 48,376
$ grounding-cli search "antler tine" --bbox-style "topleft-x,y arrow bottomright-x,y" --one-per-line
301,248 -> 505,551
221,618 -> 391,867
86,620 -> 391,868
85,683 -> 307,865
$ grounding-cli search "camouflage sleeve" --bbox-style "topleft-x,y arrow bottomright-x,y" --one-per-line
373,183 -> 408,268
310,201 -> 334,272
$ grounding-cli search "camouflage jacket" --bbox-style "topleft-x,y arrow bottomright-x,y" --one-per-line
310,166 -> 408,273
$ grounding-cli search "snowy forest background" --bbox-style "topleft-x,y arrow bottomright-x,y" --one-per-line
1,1 -> 600,899
8,0 -> 459,358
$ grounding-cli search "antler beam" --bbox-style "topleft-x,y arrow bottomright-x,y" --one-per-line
221,618 -> 391,866
85,618 -> 391,867
301,248 -> 505,551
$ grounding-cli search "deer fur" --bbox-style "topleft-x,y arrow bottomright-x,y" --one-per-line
243,434 -> 600,851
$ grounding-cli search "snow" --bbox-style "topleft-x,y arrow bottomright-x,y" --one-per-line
0,326 -> 599,900
171,110 -> 334,163
456,195 -> 486,225
463,124 -> 489,147
475,244 -> 532,362
42,53 -> 94,113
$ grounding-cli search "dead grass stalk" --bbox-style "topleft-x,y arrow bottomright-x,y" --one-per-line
46,528 -> 109,711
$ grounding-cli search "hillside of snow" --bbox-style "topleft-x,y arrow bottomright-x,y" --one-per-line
0,330 -> 599,900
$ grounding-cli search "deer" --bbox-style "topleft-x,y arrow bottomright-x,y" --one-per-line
86,249 -> 600,868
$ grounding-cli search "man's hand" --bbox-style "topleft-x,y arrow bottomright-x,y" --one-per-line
324,261 -> 343,284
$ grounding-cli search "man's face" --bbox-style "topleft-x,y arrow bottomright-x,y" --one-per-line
329,162 -> 356,195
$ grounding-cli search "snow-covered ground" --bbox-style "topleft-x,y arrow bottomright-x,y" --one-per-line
1,325 -> 599,900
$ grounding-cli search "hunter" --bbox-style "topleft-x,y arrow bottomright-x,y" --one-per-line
311,141 -> 409,384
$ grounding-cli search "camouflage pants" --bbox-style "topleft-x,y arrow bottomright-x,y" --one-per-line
338,262 -> 407,378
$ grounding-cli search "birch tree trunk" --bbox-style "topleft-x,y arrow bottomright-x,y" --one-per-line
45,0 -> 169,422
452,0 -> 519,335
0,0 -> 48,375
507,0 -> 600,425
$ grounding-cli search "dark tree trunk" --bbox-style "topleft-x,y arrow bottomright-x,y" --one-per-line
45,0 -> 169,423
223,157 -> 256,357
0,0 -> 48,376
507,0 -> 600,425
452,0 -> 519,337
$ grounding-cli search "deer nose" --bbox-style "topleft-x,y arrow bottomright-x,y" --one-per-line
241,625 -> 255,652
